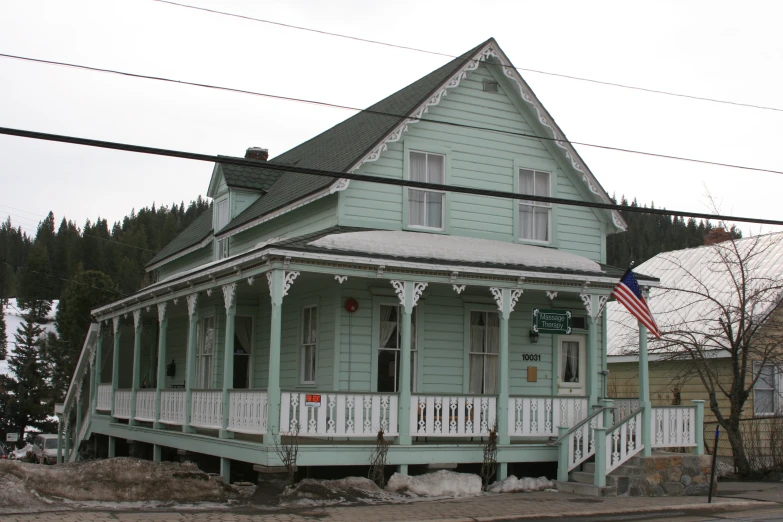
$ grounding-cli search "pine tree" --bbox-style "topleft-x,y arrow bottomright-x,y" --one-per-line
7,307 -> 52,440
0,300 -> 6,361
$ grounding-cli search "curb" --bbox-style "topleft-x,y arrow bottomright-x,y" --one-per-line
388,499 -> 777,522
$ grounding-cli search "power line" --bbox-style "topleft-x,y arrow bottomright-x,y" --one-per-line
0,260 -> 125,297
154,0 -> 783,114
1,54 -> 782,178
2,125 -> 782,227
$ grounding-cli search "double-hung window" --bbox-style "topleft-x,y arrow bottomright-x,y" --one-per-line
216,199 -> 229,259
195,316 -> 215,388
518,168 -> 551,242
469,311 -> 499,395
300,306 -> 318,384
377,304 -> 417,393
753,362 -> 778,416
408,151 -> 445,230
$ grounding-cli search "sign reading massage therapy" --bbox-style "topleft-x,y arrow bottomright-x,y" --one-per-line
532,308 -> 571,334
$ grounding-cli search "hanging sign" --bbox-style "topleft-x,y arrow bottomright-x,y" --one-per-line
6,433 -> 18,442
305,394 -> 322,408
532,309 -> 571,334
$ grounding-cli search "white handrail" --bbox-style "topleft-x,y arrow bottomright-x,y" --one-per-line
606,410 -> 644,474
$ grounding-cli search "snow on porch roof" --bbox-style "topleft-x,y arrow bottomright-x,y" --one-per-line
308,230 -> 602,273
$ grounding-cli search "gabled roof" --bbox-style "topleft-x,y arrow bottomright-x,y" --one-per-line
218,39 -> 493,236
146,208 -> 214,268
219,161 -> 280,192
607,232 -> 783,356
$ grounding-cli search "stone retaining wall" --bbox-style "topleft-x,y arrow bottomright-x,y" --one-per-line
620,452 -> 716,496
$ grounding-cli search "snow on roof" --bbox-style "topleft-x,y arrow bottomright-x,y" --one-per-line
607,232 -> 783,357
1,299 -> 58,376
308,231 -> 603,272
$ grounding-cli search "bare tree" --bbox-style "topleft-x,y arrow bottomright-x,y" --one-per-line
271,426 -> 300,486
639,233 -> 783,475
368,429 -> 390,487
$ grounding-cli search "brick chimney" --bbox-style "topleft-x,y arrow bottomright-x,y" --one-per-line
704,227 -> 733,246
245,147 -> 268,161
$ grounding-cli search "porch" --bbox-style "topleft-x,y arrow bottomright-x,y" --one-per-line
54,233 -> 702,486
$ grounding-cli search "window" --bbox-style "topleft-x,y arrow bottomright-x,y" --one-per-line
518,168 -> 551,242
469,311 -> 499,395
216,199 -> 230,259
408,151 -> 445,230
233,316 -> 253,389
377,305 -> 417,393
300,306 -> 318,384
195,316 -> 215,388
753,362 -> 777,416
558,336 -> 585,394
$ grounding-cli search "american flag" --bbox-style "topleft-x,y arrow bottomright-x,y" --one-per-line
612,268 -> 661,339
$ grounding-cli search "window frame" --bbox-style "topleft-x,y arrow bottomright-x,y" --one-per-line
402,140 -> 451,234
753,361 -> 777,417
462,304 -> 501,395
513,158 -> 558,246
373,302 -> 418,394
299,304 -> 319,385
195,313 -> 217,389
467,309 -> 500,395
555,334 -> 586,396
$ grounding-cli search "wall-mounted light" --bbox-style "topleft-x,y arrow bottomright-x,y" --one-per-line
529,330 -> 540,343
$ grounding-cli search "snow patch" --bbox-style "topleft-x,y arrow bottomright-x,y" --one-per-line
487,475 -> 555,493
309,231 -> 602,272
281,477 -> 400,507
385,470 -> 482,497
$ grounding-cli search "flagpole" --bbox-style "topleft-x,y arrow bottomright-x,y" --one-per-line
638,293 -> 652,457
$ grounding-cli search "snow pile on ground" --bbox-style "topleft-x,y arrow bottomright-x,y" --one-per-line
10,444 -> 34,460
487,475 -> 555,493
281,477 -> 401,506
0,457 -> 232,507
386,470 -> 482,497
309,231 -> 602,272
0,469 -> 52,512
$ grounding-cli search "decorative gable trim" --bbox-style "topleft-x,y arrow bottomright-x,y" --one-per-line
206,163 -> 224,198
342,41 -> 627,231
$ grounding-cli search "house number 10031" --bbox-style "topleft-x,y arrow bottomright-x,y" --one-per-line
522,354 -> 541,362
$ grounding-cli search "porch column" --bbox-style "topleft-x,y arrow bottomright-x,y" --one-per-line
580,293 -> 608,408
74,391 -> 83,460
130,310 -> 142,426
267,269 -> 299,438
110,317 -> 121,421
108,435 -> 116,458
55,414 -> 63,464
638,320 -> 652,456
221,283 -> 237,439
184,294 -> 199,433
491,287 -> 522,481
92,324 -> 103,414
154,303 -> 168,430
63,418 -> 70,463
392,281 -> 427,447
88,346 -> 97,417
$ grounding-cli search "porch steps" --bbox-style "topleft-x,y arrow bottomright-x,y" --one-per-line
555,462 -> 629,497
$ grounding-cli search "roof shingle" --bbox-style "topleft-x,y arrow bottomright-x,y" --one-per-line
146,208 -> 213,267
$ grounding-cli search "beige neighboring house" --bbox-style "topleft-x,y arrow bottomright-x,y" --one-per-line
607,231 -> 783,436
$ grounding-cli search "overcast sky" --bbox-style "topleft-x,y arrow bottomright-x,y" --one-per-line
1,0 -> 781,241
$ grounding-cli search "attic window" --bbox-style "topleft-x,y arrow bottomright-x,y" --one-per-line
483,79 -> 499,93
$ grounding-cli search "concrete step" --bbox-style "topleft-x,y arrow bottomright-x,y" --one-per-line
569,471 -> 595,484
582,462 -> 596,474
556,480 -> 617,497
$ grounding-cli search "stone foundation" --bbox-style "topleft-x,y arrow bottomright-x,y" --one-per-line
617,452 -> 716,496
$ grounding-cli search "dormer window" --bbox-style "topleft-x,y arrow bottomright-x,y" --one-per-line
408,151 -> 445,230
518,168 -> 551,242
216,199 -> 229,259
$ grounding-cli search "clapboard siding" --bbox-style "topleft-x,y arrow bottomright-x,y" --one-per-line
338,63 -> 605,262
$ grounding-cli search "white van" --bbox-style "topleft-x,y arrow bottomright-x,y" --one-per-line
31,434 -> 59,464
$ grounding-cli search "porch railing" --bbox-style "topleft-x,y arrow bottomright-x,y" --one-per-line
190,390 -> 223,430
160,390 -> 186,426
114,389 -> 132,419
508,396 -> 588,437
613,398 -> 640,424
281,391 -> 398,437
606,409 -> 644,473
134,390 -> 157,422
228,390 -> 268,434
96,384 -> 112,411
411,395 -> 496,437
651,406 -> 696,448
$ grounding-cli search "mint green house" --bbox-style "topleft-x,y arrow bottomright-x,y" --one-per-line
55,38 -> 702,490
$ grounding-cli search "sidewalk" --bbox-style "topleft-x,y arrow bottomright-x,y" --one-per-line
0,489 -> 773,522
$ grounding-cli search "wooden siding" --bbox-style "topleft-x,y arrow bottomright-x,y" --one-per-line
338,63 -> 605,262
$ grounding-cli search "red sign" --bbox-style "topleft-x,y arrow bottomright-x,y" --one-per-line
305,394 -> 321,408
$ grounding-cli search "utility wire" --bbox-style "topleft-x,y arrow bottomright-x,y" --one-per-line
154,0 -> 783,114
2,125 -> 782,227
0,260 -> 125,297
1,52 -> 782,177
